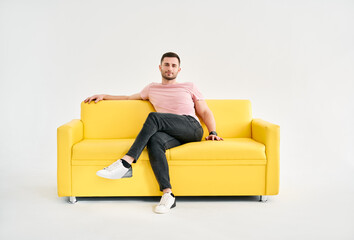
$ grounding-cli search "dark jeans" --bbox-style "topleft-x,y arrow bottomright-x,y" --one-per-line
126,112 -> 203,191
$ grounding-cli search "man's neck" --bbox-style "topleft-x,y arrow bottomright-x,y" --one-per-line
161,78 -> 177,85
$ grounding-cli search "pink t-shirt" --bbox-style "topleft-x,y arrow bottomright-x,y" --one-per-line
140,82 -> 204,123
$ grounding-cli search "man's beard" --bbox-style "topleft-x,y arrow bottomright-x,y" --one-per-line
161,72 -> 177,80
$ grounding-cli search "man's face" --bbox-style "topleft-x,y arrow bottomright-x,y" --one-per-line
159,57 -> 181,81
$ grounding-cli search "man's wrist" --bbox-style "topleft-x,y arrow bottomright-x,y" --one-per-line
209,131 -> 217,136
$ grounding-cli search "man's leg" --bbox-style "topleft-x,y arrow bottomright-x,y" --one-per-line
97,112 -> 203,179
126,112 -> 202,162
147,132 -> 182,192
147,132 -> 183,214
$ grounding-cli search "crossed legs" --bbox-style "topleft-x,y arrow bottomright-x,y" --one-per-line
123,112 -> 203,192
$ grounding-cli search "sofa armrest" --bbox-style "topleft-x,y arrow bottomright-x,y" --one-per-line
57,119 -> 83,197
252,118 -> 280,195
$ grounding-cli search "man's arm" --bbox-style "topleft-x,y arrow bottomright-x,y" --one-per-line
194,100 -> 223,141
84,93 -> 142,103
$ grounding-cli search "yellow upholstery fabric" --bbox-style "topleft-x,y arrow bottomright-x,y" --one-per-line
252,119 -> 280,195
81,100 -> 155,139
72,139 -> 151,161
57,119 -> 83,197
72,138 -> 265,162
170,138 -> 265,160
57,100 -> 280,197
81,100 -> 252,139
200,100 -> 252,138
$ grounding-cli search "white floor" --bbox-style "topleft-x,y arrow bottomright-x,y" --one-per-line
1,166 -> 353,240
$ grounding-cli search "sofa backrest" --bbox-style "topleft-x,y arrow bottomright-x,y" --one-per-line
81,99 -> 252,139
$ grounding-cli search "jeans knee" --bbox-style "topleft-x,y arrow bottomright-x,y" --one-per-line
144,112 -> 159,127
147,134 -> 165,152
147,112 -> 158,119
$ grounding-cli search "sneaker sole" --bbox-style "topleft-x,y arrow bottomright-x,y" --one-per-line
122,167 -> 133,178
96,167 -> 133,179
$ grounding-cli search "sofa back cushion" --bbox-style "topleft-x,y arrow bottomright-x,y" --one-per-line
204,100 -> 252,138
81,99 -> 252,139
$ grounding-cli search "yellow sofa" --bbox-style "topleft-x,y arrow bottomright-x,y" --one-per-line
57,100 -> 280,203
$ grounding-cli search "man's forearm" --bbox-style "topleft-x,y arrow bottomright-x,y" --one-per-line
103,95 -> 129,100
202,110 -> 216,134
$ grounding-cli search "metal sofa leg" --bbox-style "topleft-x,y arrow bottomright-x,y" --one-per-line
259,195 -> 268,202
68,196 -> 77,204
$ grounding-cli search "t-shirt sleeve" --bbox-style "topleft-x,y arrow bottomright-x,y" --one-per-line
140,83 -> 151,100
191,83 -> 204,101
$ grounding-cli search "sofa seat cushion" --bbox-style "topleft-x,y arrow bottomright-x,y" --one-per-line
72,138 -> 265,164
170,138 -> 266,160
72,139 -> 151,161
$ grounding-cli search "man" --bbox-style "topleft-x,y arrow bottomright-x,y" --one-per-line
84,52 -> 223,214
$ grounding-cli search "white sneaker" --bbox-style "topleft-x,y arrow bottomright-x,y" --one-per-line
154,192 -> 176,214
96,159 -> 132,179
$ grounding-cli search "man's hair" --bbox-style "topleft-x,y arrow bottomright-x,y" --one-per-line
160,52 -> 181,66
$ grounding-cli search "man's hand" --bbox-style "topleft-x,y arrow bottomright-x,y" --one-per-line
84,94 -> 105,103
205,135 -> 224,141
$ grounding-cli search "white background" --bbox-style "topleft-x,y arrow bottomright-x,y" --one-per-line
1,0 -> 353,239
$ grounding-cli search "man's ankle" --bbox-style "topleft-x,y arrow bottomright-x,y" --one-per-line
121,159 -> 131,168
163,189 -> 172,194
122,155 -> 134,164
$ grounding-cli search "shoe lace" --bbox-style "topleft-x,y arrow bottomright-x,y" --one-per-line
103,160 -> 121,171
158,193 -> 172,206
